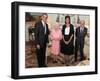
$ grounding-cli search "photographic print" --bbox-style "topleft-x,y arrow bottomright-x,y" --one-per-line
25,12 -> 90,68
11,1 -> 98,79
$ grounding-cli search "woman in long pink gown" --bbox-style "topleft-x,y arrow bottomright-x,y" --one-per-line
50,22 -> 62,63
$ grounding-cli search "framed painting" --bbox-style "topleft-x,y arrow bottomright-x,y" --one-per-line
11,1 -> 98,79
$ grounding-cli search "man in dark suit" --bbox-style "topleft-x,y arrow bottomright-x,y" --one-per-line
75,20 -> 87,61
35,13 -> 50,67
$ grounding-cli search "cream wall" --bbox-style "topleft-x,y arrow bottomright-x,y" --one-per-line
25,14 -> 90,42
47,14 -> 90,29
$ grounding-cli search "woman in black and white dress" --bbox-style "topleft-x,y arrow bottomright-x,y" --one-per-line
60,16 -> 74,66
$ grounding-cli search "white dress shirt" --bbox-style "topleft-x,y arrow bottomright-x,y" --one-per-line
42,20 -> 46,34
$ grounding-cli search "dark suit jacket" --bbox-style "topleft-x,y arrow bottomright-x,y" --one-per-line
75,27 -> 87,48
35,21 -> 50,48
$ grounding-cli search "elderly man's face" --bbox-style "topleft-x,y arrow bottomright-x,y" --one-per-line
80,20 -> 85,27
41,15 -> 48,23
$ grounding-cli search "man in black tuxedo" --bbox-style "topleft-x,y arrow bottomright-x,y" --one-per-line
75,20 -> 87,61
35,13 -> 50,67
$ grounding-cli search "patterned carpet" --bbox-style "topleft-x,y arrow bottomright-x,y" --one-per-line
25,41 -> 89,68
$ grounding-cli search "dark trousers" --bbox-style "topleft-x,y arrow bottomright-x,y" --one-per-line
36,44 -> 46,67
75,42 -> 84,61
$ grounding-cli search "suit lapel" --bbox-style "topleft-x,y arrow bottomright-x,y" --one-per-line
40,21 -> 44,29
